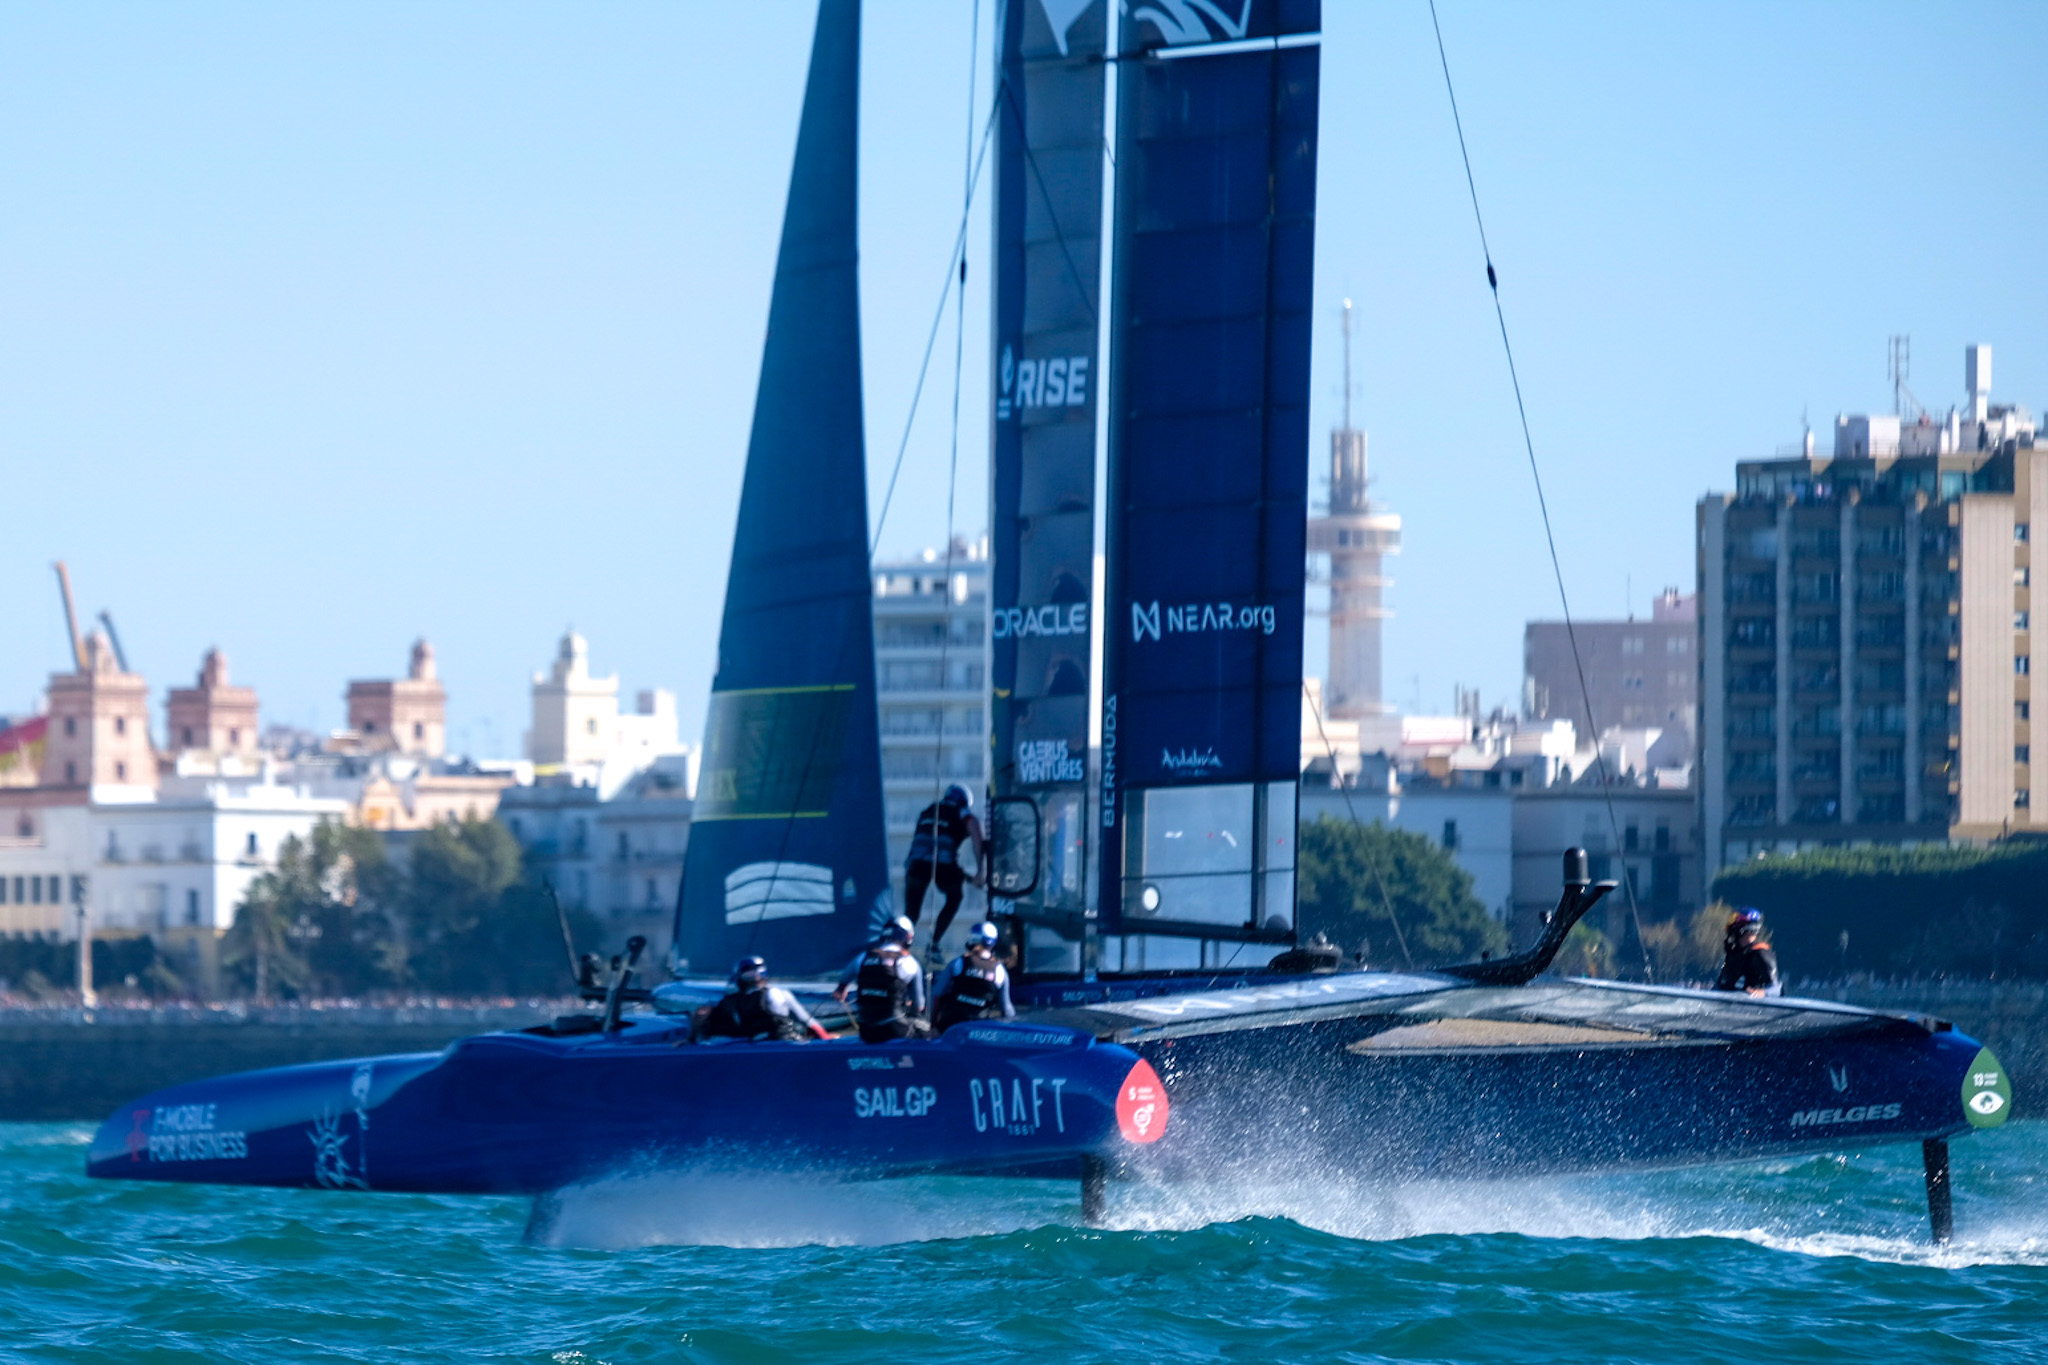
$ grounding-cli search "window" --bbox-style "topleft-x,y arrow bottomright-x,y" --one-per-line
1621,636 -> 1645,656
64,717 -> 76,738
2018,747 -> 2032,765
1666,636 -> 1689,655
245,832 -> 259,856
2020,701 -> 2032,722
1624,822 -> 1640,852
618,831 -> 630,858
181,726 -> 195,746
586,718 -> 599,735
186,889 -> 200,926
1442,820 -> 1458,851
2019,612 -> 2032,632
0,878 -> 7,905
114,761 -> 126,781
65,761 -> 77,784
114,716 -> 126,735
2017,567 -> 2032,587
228,728 -> 239,745
413,721 -> 424,740
364,719 -> 378,733
645,878 -> 658,907
2019,523 -> 2031,543
2018,790 -> 2033,809
28,876 -> 41,906
2019,657 -> 2032,676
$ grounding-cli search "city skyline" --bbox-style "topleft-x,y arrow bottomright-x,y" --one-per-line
2,2 -> 2042,755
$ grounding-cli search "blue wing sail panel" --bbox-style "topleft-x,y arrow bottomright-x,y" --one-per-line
673,0 -> 889,979
1098,4 -> 1321,938
988,0 -> 1109,921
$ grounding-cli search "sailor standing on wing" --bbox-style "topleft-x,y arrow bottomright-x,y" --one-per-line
697,956 -> 834,1041
930,921 -> 1015,1033
1713,908 -> 1782,997
833,916 -> 929,1043
904,785 -> 988,951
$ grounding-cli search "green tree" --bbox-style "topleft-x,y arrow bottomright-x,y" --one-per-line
401,816 -> 584,996
223,822 -> 399,1000
1295,815 -> 1508,967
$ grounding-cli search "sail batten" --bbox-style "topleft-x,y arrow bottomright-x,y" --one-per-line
673,0 -> 888,979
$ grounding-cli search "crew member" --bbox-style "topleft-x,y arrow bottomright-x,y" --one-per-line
833,916 -> 928,1043
930,921 -> 1015,1032
904,785 -> 988,947
697,956 -> 833,1042
1714,908 -> 1781,996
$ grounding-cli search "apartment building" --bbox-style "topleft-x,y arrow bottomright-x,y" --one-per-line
1699,345 -> 2040,871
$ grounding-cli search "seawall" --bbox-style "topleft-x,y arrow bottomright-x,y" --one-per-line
0,1003 -> 563,1122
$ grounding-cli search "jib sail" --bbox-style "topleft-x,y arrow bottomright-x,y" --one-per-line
672,0 -> 890,979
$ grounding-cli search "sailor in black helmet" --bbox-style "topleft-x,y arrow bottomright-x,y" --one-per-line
904,784 -> 988,948
1713,908 -> 1781,997
930,921 -> 1015,1033
832,916 -> 929,1043
697,956 -> 834,1042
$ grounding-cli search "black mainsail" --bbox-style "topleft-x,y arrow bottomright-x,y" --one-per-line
672,0 -> 889,979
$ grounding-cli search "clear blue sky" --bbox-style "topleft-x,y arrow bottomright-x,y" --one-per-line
3,2 -> 2042,752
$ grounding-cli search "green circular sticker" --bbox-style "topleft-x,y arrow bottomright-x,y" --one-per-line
1963,1046 -> 2012,1129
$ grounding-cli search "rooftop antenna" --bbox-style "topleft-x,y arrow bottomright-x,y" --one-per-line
1888,334 -> 1923,420
50,562 -> 86,670
1340,297 -> 1357,432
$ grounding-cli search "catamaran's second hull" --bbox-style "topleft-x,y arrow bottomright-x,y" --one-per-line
1035,976 -> 2009,1183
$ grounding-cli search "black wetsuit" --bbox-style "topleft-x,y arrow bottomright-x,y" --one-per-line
1714,936 -> 1781,994
853,945 -> 926,1043
905,801 -> 972,941
697,986 -> 810,1042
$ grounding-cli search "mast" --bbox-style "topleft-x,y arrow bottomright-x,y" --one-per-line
671,0 -> 887,979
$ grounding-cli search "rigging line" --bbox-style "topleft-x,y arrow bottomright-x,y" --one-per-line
922,0 -> 981,958
1427,0 -> 1650,979
870,94 -> 1000,554
738,89 -> 1000,964
1304,682 -> 1415,971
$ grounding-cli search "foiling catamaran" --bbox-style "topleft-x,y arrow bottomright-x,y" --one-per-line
90,0 -> 2008,1241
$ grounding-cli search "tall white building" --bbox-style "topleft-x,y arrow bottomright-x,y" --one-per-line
873,539 -> 989,907
525,631 -> 691,780
1306,302 -> 1401,722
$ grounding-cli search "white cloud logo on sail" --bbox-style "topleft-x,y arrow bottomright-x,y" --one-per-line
1130,0 -> 1252,46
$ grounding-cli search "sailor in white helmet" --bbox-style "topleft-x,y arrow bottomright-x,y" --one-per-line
833,916 -> 929,1043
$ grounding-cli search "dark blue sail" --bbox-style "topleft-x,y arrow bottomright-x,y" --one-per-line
672,0 -> 888,979
1098,2 -> 1321,939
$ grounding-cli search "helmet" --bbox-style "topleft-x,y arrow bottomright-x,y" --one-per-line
883,915 -> 916,945
967,921 -> 1000,950
733,955 -> 767,986
1729,907 -> 1763,931
943,784 -> 972,811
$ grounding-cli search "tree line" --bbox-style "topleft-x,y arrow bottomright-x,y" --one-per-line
224,817 -> 595,1000
1712,840 -> 2048,979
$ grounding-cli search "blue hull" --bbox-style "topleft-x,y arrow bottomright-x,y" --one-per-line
87,975 -> 2008,1198
87,1021 -> 1144,1194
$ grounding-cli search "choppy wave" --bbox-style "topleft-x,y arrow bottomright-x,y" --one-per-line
5,1122 -> 2046,1364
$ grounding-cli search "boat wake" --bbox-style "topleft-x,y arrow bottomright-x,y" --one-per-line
527,1128 -> 2048,1268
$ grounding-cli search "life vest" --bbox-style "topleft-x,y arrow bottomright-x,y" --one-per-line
855,946 -> 914,1029
704,987 -> 803,1042
932,954 -> 1002,1032
906,802 -> 969,869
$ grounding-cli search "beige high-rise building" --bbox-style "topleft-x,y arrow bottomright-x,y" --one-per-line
40,631 -> 156,790
1699,345 -> 2040,871
526,631 -> 684,771
166,649 -> 259,759
345,639 -> 447,757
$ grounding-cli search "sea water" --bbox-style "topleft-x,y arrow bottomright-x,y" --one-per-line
3,1120 -> 2043,1364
